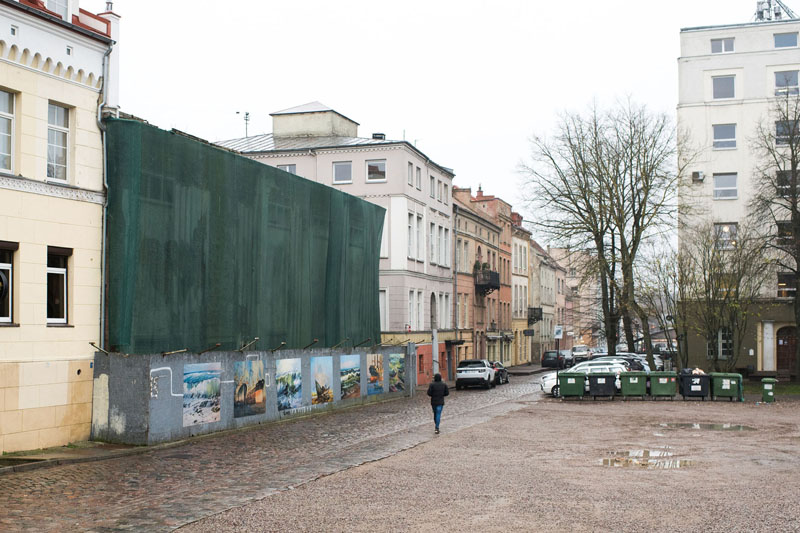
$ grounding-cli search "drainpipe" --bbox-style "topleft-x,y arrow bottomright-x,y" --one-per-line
97,43 -> 113,350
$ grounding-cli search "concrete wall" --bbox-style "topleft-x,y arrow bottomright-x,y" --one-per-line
91,346 -> 415,446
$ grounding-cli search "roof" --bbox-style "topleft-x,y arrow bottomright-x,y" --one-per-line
1,0 -> 112,43
215,133 -> 400,153
681,17 -> 800,33
269,101 -> 360,125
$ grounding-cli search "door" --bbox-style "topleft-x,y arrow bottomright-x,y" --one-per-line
776,326 -> 797,379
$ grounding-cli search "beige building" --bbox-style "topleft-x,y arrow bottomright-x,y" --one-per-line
511,212 -> 531,365
0,0 -> 118,453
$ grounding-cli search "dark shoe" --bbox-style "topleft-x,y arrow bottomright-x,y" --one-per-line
435,428 -> 440,434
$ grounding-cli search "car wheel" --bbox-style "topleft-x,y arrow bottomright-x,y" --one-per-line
456,383 -> 462,391
552,385 -> 560,398
505,375 -> 510,384
484,378 -> 492,389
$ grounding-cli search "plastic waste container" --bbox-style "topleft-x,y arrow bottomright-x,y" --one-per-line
588,372 -> 616,400
620,371 -> 647,399
761,377 -> 778,403
710,373 -> 742,401
679,371 -> 710,400
558,372 -> 586,399
649,371 -> 678,399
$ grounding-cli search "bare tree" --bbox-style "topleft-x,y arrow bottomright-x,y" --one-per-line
749,89 -> 800,376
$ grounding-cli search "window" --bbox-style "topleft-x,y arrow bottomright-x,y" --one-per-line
777,170 -> 796,197
713,173 -> 737,199
456,239 -> 462,270
437,180 -> 442,201
379,290 -> 387,331
332,161 -> 351,183
712,75 -> 735,99
407,213 -> 414,258
711,37 -> 734,54
429,176 -> 435,198
463,241 -> 469,272
408,291 -> 415,330
438,226 -> 444,265
443,184 -> 449,205
778,272 -> 797,298
66,46 -> 72,56
444,228 -> 450,266
47,103 -> 69,181
774,32 -> 798,48
277,164 -> 296,174
776,71 -> 799,96
776,120 -> 798,145
416,215 -> 423,259
430,223 -> 436,264
47,247 -> 71,324
417,290 -> 423,330
0,90 -> 12,172
46,0 -> 68,19
714,222 -> 738,249
713,124 -> 736,149
777,221 -> 793,246
10,25 -> 17,36
408,162 -> 413,186
366,160 -> 386,181
0,242 -> 16,323
416,167 -> 421,190
707,328 -> 733,360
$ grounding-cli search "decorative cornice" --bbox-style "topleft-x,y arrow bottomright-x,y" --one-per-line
0,173 -> 104,204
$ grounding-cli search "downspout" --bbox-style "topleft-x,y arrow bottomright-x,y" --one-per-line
97,43 -> 113,350
453,204 -> 459,342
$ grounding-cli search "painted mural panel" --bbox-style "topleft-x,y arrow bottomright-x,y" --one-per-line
389,354 -> 406,392
183,362 -> 221,427
276,358 -> 302,411
367,353 -> 384,395
233,360 -> 266,418
311,356 -> 333,405
340,354 -> 361,400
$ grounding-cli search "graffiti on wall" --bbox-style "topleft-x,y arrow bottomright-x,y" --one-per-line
367,353 -> 384,395
183,363 -> 222,426
233,360 -> 266,418
276,358 -> 302,411
311,356 -> 333,405
389,354 -> 405,392
340,354 -> 361,400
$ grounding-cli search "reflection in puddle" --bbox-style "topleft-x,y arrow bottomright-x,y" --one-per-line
601,448 -> 694,469
660,423 -> 756,431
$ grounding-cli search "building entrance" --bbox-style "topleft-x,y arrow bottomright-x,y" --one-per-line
776,326 -> 797,380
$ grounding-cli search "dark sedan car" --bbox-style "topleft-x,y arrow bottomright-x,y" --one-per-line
491,361 -> 510,385
541,350 -> 565,369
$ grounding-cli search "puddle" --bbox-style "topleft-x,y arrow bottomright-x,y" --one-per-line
601,448 -> 694,469
659,423 -> 756,431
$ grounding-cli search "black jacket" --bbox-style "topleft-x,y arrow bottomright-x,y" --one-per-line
427,381 -> 449,406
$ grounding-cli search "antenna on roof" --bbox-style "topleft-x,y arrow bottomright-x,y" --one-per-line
236,111 -> 250,138
754,0 -> 797,21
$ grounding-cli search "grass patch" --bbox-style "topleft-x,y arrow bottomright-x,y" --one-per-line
743,381 -> 800,395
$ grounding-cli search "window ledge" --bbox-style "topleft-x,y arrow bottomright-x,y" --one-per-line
333,180 -> 353,185
366,179 -> 387,184
0,322 -> 20,327
712,147 -> 737,151
47,323 -> 74,328
712,196 -> 739,201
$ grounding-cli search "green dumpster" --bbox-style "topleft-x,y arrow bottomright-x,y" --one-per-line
558,372 -> 586,399
649,371 -> 678,399
620,371 -> 648,399
761,378 -> 778,403
710,373 -> 743,401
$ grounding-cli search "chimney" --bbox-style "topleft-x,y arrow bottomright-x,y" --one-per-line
372,133 -> 386,140
476,185 -> 484,199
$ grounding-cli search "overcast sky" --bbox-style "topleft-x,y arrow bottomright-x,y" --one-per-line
83,0 -> 769,217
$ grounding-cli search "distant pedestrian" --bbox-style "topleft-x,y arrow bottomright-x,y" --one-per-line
426,373 -> 449,434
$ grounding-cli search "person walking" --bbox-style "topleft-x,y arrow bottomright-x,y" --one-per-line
426,373 -> 449,434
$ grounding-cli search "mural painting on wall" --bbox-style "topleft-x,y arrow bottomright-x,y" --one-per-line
367,353 -> 384,396
389,354 -> 406,392
276,358 -> 302,411
311,356 -> 333,405
340,354 -> 361,400
233,360 -> 266,418
183,362 -> 222,427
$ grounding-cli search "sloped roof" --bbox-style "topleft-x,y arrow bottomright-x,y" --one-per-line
214,133 -> 398,153
269,101 -> 360,125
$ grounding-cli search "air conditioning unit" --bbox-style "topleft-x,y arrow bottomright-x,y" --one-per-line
691,171 -> 704,182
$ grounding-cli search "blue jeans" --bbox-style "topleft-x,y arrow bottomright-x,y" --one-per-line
432,404 -> 444,429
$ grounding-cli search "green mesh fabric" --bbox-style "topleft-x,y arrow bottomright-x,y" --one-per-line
106,118 -> 384,354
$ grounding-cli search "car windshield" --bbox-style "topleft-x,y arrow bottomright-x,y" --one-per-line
458,360 -> 485,368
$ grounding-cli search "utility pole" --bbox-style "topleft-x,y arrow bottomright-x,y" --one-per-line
236,111 -> 250,137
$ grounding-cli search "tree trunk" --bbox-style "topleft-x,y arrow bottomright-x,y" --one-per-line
621,310 -> 635,353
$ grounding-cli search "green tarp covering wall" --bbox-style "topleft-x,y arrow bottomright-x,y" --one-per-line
106,118 -> 384,354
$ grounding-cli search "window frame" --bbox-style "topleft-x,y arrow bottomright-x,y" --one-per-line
407,162 -> 413,186
777,170 -> 796,197
775,70 -> 799,96
714,222 -> 738,249
277,164 -> 296,175
47,102 -> 69,182
777,220 -> 793,247
0,89 -> 14,173
778,272 -> 797,298
430,223 -> 436,265
711,37 -> 734,54
366,159 -> 386,182
712,123 -> 736,149
0,243 -> 16,324
776,120 -> 799,145
416,167 -> 421,190
429,176 -> 435,198
774,32 -> 798,48
712,75 -> 735,100
46,0 -> 68,19
416,214 -> 423,260
46,247 -> 71,324
407,212 -> 415,258
713,173 -> 738,200
332,161 -> 352,184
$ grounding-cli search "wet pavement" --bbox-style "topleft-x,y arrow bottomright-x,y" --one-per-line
0,376 -> 543,532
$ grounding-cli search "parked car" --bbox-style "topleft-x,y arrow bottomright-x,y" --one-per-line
540,361 -> 628,397
455,359 -> 496,390
571,345 -> 592,363
592,353 -> 650,373
542,350 -> 565,369
491,361 -> 509,385
560,350 -> 574,367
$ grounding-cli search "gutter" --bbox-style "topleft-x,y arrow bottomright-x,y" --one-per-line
96,42 -> 113,350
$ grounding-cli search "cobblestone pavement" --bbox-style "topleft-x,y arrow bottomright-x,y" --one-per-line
0,376 -> 543,532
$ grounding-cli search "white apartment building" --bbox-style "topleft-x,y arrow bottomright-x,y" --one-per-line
678,7 -> 800,377
216,103 -> 454,343
0,0 -> 119,453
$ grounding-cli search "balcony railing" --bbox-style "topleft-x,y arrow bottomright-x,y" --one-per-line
474,269 -> 500,295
